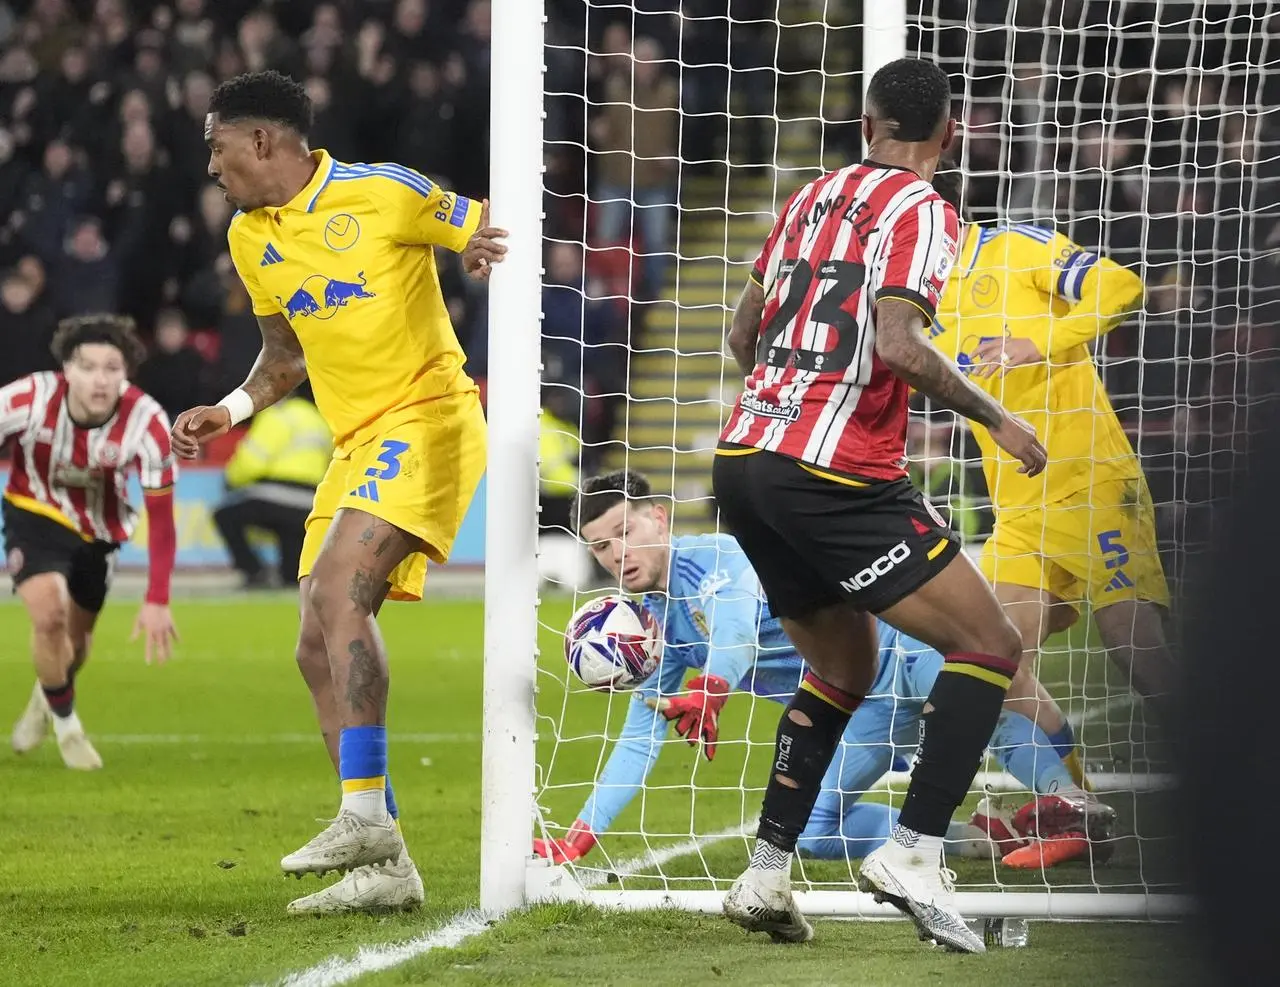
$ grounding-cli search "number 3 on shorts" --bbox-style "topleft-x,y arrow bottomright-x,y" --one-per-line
1097,529 -> 1130,570
366,439 -> 410,481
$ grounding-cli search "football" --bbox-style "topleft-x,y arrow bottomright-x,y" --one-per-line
564,594 -> 661,691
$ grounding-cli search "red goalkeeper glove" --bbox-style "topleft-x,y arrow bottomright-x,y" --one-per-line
533,819 -> 597,864
645,674 -> 731,760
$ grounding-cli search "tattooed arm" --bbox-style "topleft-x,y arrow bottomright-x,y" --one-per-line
727,278 -> 766,377
874,299 -> 1003,427
875,299 -> 1047,476
241,313 -> 308,412
170,314 -> 307,459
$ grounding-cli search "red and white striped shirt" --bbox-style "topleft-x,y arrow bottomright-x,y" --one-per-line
720,161 -> 960,480
0,372 -> 176,543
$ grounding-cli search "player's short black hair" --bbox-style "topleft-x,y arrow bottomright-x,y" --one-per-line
209,70 -> 313,134
572,469 -> 653,534
50,313 -> 147,373
865,58 -> 953,142
931,163 -> 963,215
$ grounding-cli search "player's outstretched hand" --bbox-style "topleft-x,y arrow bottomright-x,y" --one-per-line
462,198 -> 509,281
170,405 -> 232,460
533,819 -> 597,864
988,411 -> 1048,477
645,674 -> 731,760
132,602 -> 178,665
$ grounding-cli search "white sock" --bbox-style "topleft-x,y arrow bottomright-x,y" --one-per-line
748,838 -> 792,873
889,823 -> 944,865
341,788 -> 391,823
51,711 -> 84,741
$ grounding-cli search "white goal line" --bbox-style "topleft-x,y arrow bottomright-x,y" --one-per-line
92,732 -> 478,746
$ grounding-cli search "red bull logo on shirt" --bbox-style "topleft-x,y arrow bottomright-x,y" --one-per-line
277,271 -> 377,321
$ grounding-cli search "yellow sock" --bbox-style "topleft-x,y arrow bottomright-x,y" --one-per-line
1063,748 -> 1093,792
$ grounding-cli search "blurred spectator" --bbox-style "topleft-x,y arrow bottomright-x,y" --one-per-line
135,307 -> 209,420
301,3 -> 345,53
50,215 -> 137,319
676,0 -> 774,171
171,182 -> 234,327
386,0 -> 448,64
542,241 -> 625,391
236,9 -> 298,78
590,35 -> 677,300
171,0 -> 218,75
394,60 -> 458,183
169,70 -> 216,200
1,262 -> 57,383
210,252 -> 261,397
17,138 -> 93,261
105,119 -> 184,326
447,0 -> 493,198
541,241 -> 626,472
25,0 -> 78,71
304,74 -> 359,162
0,126 -> 26,226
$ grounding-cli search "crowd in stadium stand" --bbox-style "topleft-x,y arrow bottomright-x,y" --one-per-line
0,0 -> 495,422
2,1 -> 1276,527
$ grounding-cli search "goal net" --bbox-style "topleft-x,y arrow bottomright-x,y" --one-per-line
481,0 -> 1279,919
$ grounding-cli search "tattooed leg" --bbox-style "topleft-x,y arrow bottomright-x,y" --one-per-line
297,575 -> 392,771
305,509 -> 420,827
307,510 -> 419,728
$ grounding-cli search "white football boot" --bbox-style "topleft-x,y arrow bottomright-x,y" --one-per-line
722,867 -> 814,943
11,681 -> 51,754
859,840 -> 984,953
287,851 -> 425,915
281,809 -> 404,877
54,718 -> 103,771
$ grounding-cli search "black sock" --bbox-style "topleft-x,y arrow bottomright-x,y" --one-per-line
42,681 -> 74,719
754,672 -> 862,859
899,652 -> 1017,837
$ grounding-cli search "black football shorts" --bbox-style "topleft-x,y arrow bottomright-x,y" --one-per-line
3,500 -> 119,613
711,446 -> 961,618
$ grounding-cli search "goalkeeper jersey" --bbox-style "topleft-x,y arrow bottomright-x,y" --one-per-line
931,224 -> 1145,514
576,534 -> 909,832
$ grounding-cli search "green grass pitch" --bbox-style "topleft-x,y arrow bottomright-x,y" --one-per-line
0,592 -> 1200,986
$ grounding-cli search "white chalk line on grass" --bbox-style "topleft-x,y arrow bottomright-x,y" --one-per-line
265,823 -> 750,987
95,732 -> 478,746
572,822 -> 753,888
270,910 -> 494,987
1067,694 -> 1136,729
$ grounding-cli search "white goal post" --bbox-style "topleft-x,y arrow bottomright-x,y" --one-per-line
479,0 -> 1276,921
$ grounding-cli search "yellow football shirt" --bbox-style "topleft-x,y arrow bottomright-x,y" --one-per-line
226,150 -> 481,454
931,224 -> 1145,514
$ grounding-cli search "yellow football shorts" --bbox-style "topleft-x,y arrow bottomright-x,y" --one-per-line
299,390 -> 487,602
980,476 -> 1170,612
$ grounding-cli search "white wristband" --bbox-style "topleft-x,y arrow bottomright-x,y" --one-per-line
217,388 -> 255,426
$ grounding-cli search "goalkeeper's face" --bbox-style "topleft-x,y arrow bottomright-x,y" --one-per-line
581,501 -> 670,594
